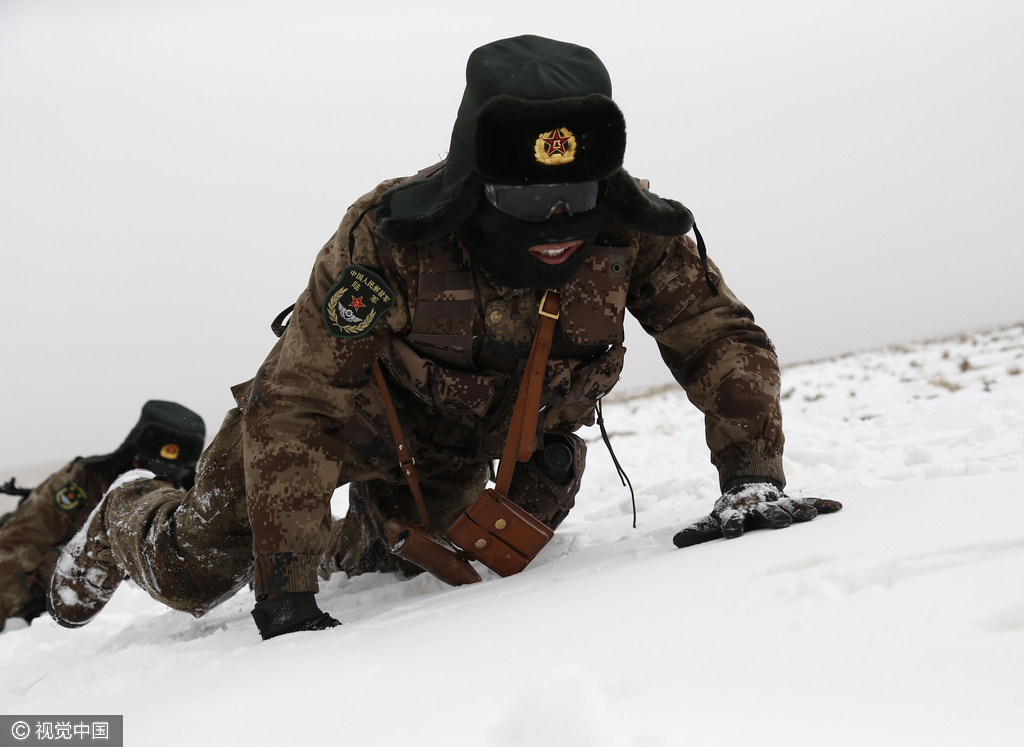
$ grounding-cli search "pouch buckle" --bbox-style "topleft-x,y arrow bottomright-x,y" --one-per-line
538,289 -> 560,320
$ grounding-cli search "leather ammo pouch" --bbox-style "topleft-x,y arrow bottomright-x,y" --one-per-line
446,290 -> 563,576
446,488 -> 554,577
374,290 -> 563,584
369,362 -> 482,587
383,518 -> 481,586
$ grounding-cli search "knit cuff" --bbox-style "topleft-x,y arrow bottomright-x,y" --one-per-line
253,552 -> 321,600
712,440 -> 786,492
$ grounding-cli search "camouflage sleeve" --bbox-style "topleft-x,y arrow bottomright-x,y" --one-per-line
242,182 -> 412,599
627,233 -> 785,490
0,461 -> 100,625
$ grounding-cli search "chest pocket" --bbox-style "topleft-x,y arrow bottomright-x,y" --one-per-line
558,246 -> 633,346
404,237 -> 476,370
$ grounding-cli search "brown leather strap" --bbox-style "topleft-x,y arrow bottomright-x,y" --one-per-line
373,362 -> 429,526
375,289 -> 560,518
494,289 -> 560,496
518,290 -> 560,462
271,304 -> 296,339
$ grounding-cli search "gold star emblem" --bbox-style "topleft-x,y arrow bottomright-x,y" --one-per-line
534,127 -> 577,165
542,131 -> 570,155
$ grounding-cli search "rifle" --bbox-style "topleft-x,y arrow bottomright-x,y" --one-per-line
1,477 -> 33,499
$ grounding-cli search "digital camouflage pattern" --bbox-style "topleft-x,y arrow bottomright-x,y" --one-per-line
0,460 -> 115,630
83,404 -> 585,617
99,408 -> 254,616
3,402 -> 202,630
320,433 -> 585,580
245,178 -> 782,599
86,173 -> 784,612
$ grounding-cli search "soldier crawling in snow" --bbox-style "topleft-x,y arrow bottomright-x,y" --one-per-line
48,36 -> 840,640
0,401 -> 203,631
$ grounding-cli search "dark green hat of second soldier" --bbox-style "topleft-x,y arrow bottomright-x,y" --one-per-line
82,400 -> 206,470
374,34 -> 694,244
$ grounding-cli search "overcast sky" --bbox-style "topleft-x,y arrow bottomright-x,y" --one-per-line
2,0 -> 1022,471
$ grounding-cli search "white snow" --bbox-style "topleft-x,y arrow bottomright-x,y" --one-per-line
1,324 -> 1022,746
103,469 -> 156,497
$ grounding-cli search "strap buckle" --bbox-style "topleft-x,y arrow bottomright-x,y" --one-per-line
538,289 -> 560,320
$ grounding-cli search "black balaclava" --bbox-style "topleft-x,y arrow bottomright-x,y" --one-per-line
461,193 -> 607,289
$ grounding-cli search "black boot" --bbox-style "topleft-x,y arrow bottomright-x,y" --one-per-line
251,592 -> 341,641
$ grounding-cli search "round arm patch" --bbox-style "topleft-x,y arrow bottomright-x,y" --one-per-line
322,265 -> 396,339
54,480 -> 88,512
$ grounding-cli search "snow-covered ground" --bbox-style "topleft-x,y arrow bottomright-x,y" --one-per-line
2,324 -> 1022,746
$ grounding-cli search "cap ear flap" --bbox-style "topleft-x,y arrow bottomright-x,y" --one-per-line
603,170 -> 694,237
375,171 -> 483,244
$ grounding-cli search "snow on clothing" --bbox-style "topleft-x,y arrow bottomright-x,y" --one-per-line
99,175 -> 785,612
0,460 -> 115,629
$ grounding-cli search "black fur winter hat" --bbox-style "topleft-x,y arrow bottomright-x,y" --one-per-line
374,35 -> 694,244
81,400 -> 206,472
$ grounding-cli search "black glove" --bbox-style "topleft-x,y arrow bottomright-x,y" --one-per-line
251,592 -> 341,640
673,479 -> 842,548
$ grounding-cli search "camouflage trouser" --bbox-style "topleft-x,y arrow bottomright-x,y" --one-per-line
322,432 -> 587,579
104,406 -> 254,617
0,546 -> 60,628
104,407 -> 587,617
0,459 -> 109,630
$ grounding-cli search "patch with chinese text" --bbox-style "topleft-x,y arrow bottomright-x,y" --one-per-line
322,265 -> 395,339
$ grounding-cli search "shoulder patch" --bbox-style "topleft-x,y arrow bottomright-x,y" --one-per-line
54,480 -> 88,512
322,265 -> 396,339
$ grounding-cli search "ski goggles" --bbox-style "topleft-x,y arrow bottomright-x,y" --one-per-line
483,181 -> 601,222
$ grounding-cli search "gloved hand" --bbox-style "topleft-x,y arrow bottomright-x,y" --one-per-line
251,592 -> 341,640
673,479 -> 842,548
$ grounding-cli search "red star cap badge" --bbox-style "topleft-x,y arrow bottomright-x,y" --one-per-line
542,131 -> 569,156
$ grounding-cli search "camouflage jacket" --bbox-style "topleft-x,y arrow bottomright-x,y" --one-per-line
0,460 -> 114,628
242,178 -> 785,593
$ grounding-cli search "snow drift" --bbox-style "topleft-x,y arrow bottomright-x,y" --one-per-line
2,324 -> 1022,746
